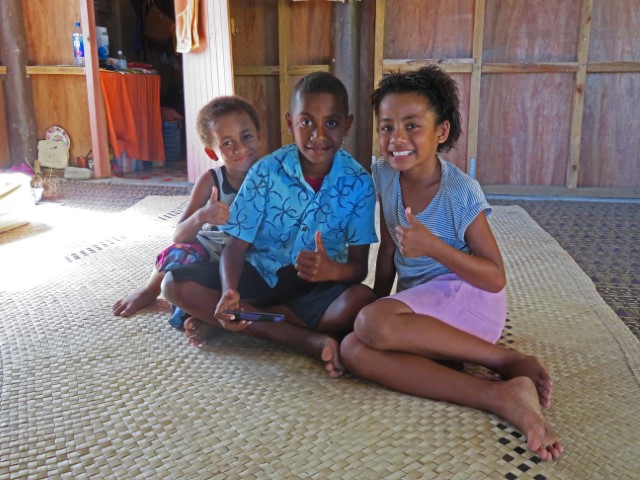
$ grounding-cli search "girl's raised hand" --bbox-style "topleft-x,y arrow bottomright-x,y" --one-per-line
295,231 -> 333,282
396,207 -> 436,257
200,186 -> 230,226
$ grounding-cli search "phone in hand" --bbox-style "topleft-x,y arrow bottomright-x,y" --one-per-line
224,310 -> 285,323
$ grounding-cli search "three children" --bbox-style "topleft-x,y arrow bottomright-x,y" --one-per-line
117,67 -> 562,461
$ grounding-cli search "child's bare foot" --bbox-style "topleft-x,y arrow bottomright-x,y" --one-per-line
317,337 -> 344,378
492,377 -> 563,461
498,353 -> 553,408
184,317 -> 222,347
112,288 -> 157,317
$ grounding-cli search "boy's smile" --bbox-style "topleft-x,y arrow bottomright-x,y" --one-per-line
210,111 -> 262,176
286,92 -> 353,177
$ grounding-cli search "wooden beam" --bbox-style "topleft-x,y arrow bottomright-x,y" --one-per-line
332,1 -> 361,161
289,65 -> 331,75
278,0 -> 291,146
234,66 -> 280,76
566,0 -> 593,189
371,0 -> 385,160
80,0 -> 109,178
483,62 -> 579,74
0,0 -> 38,168
587,61 -> 640,73
466,0 -> 485,175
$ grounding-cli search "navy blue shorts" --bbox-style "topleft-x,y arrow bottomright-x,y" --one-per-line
168,262 -> 352,329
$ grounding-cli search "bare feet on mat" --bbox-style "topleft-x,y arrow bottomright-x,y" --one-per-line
318,337 -> 344,379
493,377 -> 563,461
184,317 -> 221,347
112,288 -> 157,317
498,353 -> 553,408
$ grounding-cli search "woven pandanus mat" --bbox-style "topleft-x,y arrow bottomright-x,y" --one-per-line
1,197 -> 638,479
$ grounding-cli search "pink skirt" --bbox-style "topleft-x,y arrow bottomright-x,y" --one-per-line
387,273 -> 507,344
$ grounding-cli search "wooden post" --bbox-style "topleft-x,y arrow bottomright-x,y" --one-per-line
0,0 -> 38,167
371,0 -> 386,161
278,0 -> 292,146
566,0 -> 593,189
467,0 -> 485,176
79,0 -> 109,178
331,1 -> 361,164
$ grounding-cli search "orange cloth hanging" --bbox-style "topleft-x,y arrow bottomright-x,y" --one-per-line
99,72 -> 164,162
174,0 -> 199,53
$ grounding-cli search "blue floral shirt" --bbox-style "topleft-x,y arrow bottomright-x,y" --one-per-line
222,144 -> 378,287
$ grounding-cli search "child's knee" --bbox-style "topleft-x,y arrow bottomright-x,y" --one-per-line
354,303 -> 393,350
160,271 -> 178,302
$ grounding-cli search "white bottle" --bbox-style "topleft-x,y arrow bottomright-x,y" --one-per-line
117,50 -> 127,70
72,22 -> 85,67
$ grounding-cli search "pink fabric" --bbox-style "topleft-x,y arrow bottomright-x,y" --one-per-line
387,273 -> 507,344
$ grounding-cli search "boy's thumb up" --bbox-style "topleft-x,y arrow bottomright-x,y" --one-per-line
210,186 -> 219,203
314,231 -> 326,254
405,207 -> 420,228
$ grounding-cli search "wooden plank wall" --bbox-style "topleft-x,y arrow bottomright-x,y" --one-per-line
230,0 -> 375,168
182,0 -> 234,183
376,0 -> 640,188
20,0 -> 92,163
0,82 -> 8,167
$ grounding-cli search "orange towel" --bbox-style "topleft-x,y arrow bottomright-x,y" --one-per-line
174,0 -> 199,53
100,72 -> 164,162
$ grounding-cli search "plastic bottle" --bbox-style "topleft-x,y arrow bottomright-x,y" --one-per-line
72,22 -> 85,67
117,50 -> 127,70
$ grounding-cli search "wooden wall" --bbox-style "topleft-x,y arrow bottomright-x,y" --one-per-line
182,0 -> 234,183
222,0 -> 639,190
229,0 -> 375,168
0,0 -> 93,168
375,0 -> 640,188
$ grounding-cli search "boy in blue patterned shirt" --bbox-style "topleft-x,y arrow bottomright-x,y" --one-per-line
163,72 -> 378,377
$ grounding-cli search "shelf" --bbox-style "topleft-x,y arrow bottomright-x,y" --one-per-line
0,65 -> 85,76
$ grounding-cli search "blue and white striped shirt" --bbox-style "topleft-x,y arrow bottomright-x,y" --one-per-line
372,155 -> 491,292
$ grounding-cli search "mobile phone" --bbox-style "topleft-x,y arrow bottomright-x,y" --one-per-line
224,310 -> 285,322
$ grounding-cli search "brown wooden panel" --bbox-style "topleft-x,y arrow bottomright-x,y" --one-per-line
23,0 -> 81,65
442,73 -> 470,172
0,81 -> 9,168
477,74 -> 574,185
230,0 -> 279,67
579,73 -> 640,187
288,1 -> 332,65
384,0 -> 473,60
589,0 -> 640,62
234,76 -> 282,155
483,0 -> 581,63
31,76 -> 91,161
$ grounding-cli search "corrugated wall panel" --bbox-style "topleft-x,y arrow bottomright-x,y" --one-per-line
182,0 -> 234,183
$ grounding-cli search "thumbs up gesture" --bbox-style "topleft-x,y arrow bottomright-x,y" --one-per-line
395,207 -> 435,257
295,231 -> 332,282
201,185 -> 230,226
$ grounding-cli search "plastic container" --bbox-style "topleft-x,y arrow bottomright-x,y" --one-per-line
162,121 -> 184,163
72,22 -> 85,67
117,50 -> 127,70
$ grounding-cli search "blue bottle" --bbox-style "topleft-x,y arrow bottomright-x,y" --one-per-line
72,22 -> 85,67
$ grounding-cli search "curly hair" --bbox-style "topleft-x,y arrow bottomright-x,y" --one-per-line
371,65 -> 462,152
290,71 -> 349,116
196,96 -> 260,148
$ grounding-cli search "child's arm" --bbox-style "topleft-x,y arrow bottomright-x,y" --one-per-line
295,231 -> 370,283
213,235 -> 252,329
172,171 -> 230,243
373,208 -> 397,298
398,207 -> 505,293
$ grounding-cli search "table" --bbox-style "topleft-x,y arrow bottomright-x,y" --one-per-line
99,71 -> 164,162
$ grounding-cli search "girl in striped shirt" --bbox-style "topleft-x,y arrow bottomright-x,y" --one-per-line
340,66 -> 563,461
